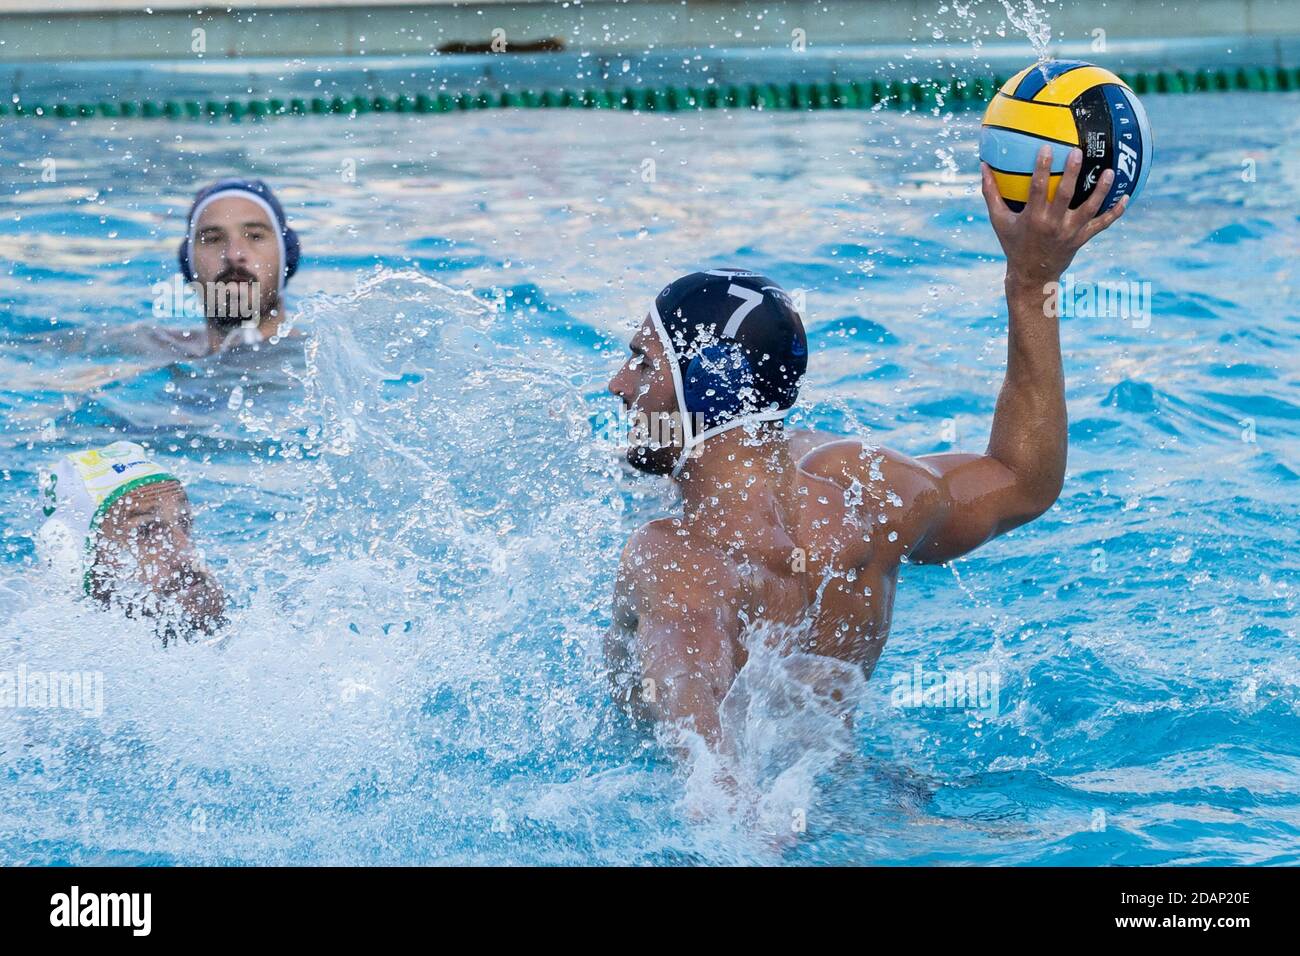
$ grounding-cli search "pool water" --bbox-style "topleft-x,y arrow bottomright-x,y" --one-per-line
1,85 -> 1297,865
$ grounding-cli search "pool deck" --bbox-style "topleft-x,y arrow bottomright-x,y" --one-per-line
0,0 -> 1298,64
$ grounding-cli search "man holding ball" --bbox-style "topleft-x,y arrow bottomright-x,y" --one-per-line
606,146 -> 1127,746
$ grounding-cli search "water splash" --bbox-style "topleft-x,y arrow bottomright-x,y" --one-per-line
998,0 -> 1055,65
665,622 -> 869,854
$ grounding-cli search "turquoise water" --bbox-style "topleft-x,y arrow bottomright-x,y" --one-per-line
1,88 -> 1297,865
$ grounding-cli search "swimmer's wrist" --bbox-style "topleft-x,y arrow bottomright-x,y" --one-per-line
1004,268 -> 1059,295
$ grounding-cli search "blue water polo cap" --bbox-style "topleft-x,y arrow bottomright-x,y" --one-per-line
177,178 -> 300,292
649,268 -> 807,475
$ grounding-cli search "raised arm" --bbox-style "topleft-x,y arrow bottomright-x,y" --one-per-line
908,146 -> 1128,562
803,147 -> 1128,565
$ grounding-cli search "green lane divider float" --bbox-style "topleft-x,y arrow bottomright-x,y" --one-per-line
2,66 -> 1296,120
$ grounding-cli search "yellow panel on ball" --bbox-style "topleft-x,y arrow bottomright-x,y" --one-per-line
982,94 -> 1079,148
990,169 -> 1064,205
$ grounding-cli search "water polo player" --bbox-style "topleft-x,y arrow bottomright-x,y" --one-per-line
35,441 -> 226,643
171,177 -> 301,355
606,147 -> 1127,745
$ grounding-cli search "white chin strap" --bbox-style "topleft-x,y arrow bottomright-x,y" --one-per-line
188,190 -> 288,298
647,303 -> 790,479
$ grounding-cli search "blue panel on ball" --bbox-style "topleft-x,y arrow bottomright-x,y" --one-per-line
980,126 -> 1074,175
1013,59 -> 1093,101
1099,83 -> 1147,210
1122,85 -> 1154,201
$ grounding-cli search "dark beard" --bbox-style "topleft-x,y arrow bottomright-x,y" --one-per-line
625,442 -> 679,476
622,407 -> 689,476
205,275 -> 273,330
208,311 -> 247,332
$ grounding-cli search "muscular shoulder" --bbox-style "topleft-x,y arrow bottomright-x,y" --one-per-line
798,440 -> 948,558
801,440 -> 940,500
616,518 -> 742,619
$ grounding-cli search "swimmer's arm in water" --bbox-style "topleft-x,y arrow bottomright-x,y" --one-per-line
807,147 -> 1128,564
610,522 -> 740,745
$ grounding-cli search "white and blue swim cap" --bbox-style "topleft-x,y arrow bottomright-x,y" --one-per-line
35,442 -> 179,594
177,178 -> 301,296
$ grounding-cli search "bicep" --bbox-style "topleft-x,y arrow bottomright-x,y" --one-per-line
609,532 -> 741,742
888,451 -> 1044,565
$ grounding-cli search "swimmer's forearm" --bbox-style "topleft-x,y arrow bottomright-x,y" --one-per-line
986,274 -> 1067,512
977,148 -> 1128,517
648,674 -> 724,746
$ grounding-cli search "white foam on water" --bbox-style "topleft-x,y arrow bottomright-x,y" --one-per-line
2,268 -> 885,863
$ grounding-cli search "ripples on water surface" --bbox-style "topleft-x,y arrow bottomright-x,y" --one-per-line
0,88 -> 1297,864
